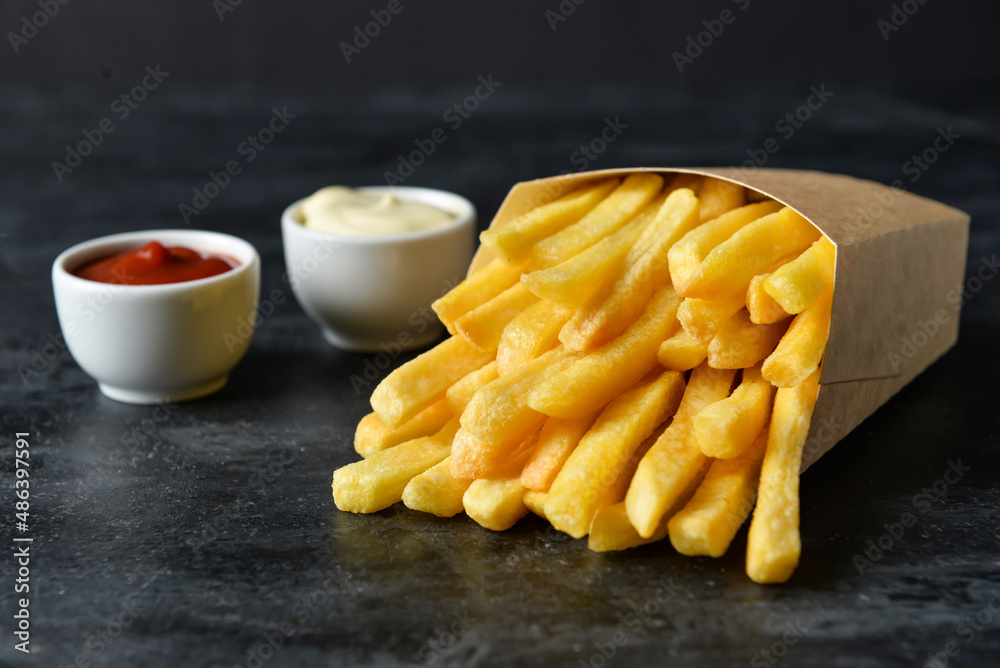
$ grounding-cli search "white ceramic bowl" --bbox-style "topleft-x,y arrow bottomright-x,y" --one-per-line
281,186 -> 476,352
52,229 -> 261,404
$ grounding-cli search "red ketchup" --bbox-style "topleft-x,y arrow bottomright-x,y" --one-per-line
74,241 -> 237,285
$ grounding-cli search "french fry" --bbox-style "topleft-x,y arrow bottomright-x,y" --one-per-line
625,364 -> 737,538
454,348 -> 578,477
693,364 -> 774,459
463,446 -> 536,531
592,425 -> 660,513
523,489 -> 548,519
496,300 -> 572,376
545,370 -> 685,538
445,361 -> 499,414
668,421 -> 768,557
370,335 -> 495,427
698,177 -> 746,223
681,207 -> 821,302
707,309 -> 789,369
519,413 -> 597,491
657,328 -> 709,371
448,429 -> 493,480
480,178 -> 620,265
401,455 -> 472,517
669,201 -> 783,295
531,286 -> 682,419
746,370 -> 821,584
332,418 -> 460,513
666,172 -> 704,195
588,501 -> 670,553
677,295 -> 745,342
561,187 -> 701,351
354,399 -> 452,458
763,236 -> 836,314
464,477 -> 529,531
520,196 -> 662,306
455,283 -> 539,351
530,173 -> 664,269
432,258 -> 525,333
451,426 -> 544,482
746,272 -> 791,324
762,289 -> 833,388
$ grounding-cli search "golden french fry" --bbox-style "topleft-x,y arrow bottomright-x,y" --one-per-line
746,370 -> 821,584
657,328 -> 709,371
561,187 -> 701,351
450,425 -> 543,481
666,172 -> 704,194
455,283 -> 539,351
530,173 -> 664,269
532,286 -> 682,419
370,335 -> 495,427
545,370 -> 685,538
677,295 -> 745,342
523,489 -> 548,519
455,348 -> 578,477
698,177 -> 746,223
448,428 -> 492,480
402,455 -> 473,517
519,413 -> 597,491
694,364 -> 774,459
763,236 -> 836,314
707,309 -> 789,369
588,501 -> 670,553
332,418 -> 460,513
746,272 -> 791,324
445,361 -> 499,415
463,476 -> 529,531
682,207 -> 821,302
762,289 -> 832,388
669,201 -> 783,295
480,178 -> 620,265
462,444 -> 536,530
496,300 -> 572,376
355,399 -> 452,458
432,258 -> 525,333
668,421 -> 768,557
592,424 -> 660,513
625,364 -> 737,538
520,196 -> 661,306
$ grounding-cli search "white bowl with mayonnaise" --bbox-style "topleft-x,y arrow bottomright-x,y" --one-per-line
281,186 -> 476,352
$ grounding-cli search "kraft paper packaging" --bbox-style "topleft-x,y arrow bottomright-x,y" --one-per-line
469,168 -> 970,472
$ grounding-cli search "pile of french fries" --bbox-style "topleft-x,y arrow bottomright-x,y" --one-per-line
332,172 -> 836,584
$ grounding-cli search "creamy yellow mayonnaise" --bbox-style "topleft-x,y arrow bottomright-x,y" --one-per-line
298,186 -> 455,235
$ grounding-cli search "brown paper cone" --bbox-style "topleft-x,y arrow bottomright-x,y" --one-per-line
469,168 -> 970,471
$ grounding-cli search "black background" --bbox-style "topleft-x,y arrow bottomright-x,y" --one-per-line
3,0 -> 999,94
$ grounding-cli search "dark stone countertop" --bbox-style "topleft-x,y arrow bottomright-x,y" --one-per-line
1,87 -> 999,667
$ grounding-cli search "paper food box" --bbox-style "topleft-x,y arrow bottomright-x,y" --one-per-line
469,167 -> 970,471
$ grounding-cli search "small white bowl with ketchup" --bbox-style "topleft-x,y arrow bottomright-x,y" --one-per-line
52,230 -> 260,404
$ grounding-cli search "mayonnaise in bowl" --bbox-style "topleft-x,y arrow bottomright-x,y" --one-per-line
297,186 -> 456,236
281,185 -> 476,352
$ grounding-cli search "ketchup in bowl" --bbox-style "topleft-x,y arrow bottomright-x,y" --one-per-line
74,241 -> 237,285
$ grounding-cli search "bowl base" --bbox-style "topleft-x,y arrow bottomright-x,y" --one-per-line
98,375 -> 229,405
321,325 -> 442,353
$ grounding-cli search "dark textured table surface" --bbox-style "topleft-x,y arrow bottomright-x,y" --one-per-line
2,87 -> 999,667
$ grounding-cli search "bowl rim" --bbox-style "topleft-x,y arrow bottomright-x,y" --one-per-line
281,185 -> 476,245
52,229 -> 260,293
